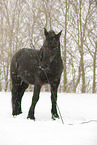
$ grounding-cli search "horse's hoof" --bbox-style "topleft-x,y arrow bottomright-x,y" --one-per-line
52,114 -> 59,120
27,115 -> 35,121
12,111 -> 22,116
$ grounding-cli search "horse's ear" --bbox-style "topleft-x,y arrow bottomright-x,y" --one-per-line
56,30 -> 62,39
44,28 -> 48,36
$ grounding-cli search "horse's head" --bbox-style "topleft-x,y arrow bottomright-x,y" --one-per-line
44,28 -> 62,51
40,28 -> 62,67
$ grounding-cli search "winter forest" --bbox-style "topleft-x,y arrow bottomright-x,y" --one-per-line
0,0 -> 97,93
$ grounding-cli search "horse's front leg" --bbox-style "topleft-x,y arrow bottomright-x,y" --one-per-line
50,83 -> 59,120
27,83 -> 41,120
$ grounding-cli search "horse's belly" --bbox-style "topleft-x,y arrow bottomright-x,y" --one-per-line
18,66 -> 37,84
20,73 -> 35,84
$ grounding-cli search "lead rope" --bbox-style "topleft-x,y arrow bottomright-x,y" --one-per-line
39,66 -> 64,124
39,67 -> 97,125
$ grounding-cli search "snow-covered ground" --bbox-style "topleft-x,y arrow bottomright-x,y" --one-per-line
0,92 -> 97,145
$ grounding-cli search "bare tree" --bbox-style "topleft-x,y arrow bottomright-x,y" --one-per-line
0,0 -> 96,92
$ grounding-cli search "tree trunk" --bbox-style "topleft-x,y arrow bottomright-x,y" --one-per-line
63,0 -> 68,92
79,0 -> 86,93
92,42 -> 97,93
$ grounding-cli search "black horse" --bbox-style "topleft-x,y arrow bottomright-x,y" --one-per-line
10,28 -> 63,120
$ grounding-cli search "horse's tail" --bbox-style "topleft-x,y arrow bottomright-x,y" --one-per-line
10,49 -> 23,80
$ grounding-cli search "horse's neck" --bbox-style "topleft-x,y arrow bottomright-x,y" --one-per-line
40,44 -> 61,61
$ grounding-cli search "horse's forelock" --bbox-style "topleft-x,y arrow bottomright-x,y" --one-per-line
48,30 -> 56,37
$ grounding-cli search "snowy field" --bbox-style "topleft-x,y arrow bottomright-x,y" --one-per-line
0,92 -> 97,145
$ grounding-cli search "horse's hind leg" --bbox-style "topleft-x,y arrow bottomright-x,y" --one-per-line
12,81 -> 28,116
